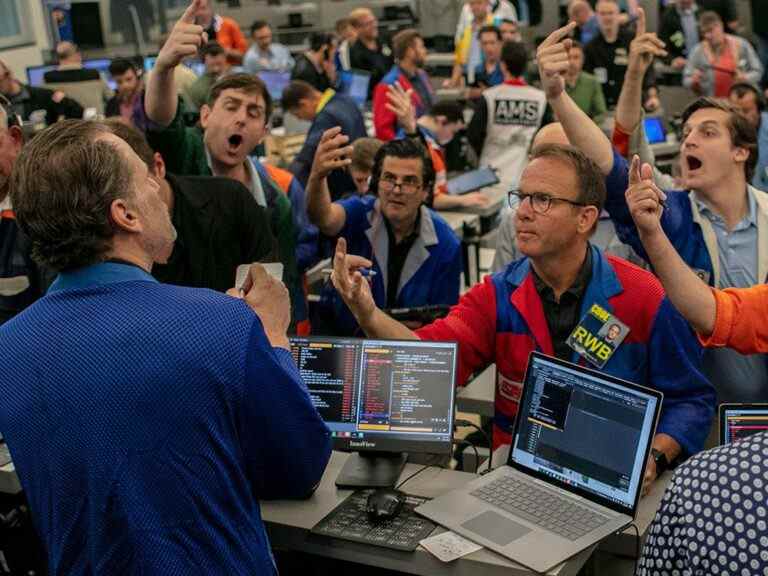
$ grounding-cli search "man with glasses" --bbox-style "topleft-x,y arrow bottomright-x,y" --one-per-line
330,141 -> 715,493
307,130 -> 462,336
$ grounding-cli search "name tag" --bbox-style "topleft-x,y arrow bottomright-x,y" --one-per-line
566,303 -> 629,369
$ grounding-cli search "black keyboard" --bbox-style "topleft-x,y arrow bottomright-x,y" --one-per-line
311,490 -> 436,551
471,475 -> 610,541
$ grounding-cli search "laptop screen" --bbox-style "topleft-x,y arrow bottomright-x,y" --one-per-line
511,353 -> 660,513
339,69 -> 371,109
720,404 -> 768,445
643,117 -> 666,144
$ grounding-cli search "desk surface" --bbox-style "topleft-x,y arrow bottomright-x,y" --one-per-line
449,186 -> 507,218
261,450 -> 592,576
436,211 -> 480,240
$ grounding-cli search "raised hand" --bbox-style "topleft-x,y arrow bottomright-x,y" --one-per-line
156,0 -> 206,72
308,127 -> 354,182
385,83 -> 417,134
626,154 -> 667,238
536,22 -> 577,100
330,238 -> 377,325
628,8 -> 667,75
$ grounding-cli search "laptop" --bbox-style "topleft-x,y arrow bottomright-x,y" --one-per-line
339,69 -> 371,109
257,70 -> 292,102
416,352 -> 662,573
719,403 -> 768,445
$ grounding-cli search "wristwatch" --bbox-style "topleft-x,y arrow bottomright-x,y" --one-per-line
651,448 -> 670,475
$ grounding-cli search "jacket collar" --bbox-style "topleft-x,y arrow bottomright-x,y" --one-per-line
365,201 -> 439,298
49,262 -> 157,294
504,245 -> 623,357
503,77 -> 527,86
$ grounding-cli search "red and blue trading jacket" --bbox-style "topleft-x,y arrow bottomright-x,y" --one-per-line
416,245 -> 716,456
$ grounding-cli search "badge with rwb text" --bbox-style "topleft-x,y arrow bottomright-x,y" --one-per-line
566,303 -> 629,369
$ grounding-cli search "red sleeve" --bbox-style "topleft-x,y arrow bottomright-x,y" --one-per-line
416,277 -> 497,386
611,120 -> 631,158
372,83 -> 397,141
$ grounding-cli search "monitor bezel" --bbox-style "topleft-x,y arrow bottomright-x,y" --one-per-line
718,403 -> 768,445
509,351 -> 663,517
289,335 -> 458,456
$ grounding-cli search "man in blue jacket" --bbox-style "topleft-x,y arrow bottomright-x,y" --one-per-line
538,21 -> 768,406
0,118 -> 331,575
282,79 -> 367,198
308,130 -> 462,336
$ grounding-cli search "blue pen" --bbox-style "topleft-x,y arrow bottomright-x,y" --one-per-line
322,268 -> 378,277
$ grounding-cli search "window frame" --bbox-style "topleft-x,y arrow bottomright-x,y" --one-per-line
0,0 -> 34,50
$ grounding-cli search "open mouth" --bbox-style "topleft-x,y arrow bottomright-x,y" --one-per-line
227,134 -> 243,151
685,155 -> 703,171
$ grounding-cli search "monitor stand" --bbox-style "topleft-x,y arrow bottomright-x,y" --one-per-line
335,452 -> 408,489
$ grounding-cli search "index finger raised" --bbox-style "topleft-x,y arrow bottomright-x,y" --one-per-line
539,22 -> 577,49
635,7 -> 646,37
180,0 -> 203,24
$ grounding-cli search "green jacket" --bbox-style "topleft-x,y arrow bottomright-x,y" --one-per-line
565,72 -> 607,124
146,106 -> 304,324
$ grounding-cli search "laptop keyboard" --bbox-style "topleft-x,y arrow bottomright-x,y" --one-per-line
471,474 -> 610,541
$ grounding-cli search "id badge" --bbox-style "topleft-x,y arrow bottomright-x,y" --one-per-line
566,303 -> 629,369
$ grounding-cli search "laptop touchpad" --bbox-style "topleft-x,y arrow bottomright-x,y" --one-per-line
461,511 -> 531,546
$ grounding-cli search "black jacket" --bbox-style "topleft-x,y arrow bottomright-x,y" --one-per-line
659,5 -> 699,63
291,53 -> 332,92
151,173 -> 277,292
6,84 -> 83,126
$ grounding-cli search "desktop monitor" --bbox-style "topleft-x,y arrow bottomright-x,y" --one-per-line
26,64 -> 58,87
82,58 -> 116,91
643,116 -> 667,145
290,336 -> 458,487
339,69 -> 371,109
143,56 -> 157,74
719,404 -> 768,445
257,70 -> 292,102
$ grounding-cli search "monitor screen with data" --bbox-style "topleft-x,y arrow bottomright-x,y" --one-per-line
290,336 -> 457,454
720,404 -> 768,445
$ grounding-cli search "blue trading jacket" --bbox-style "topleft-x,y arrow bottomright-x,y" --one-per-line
0,263 -> 331,575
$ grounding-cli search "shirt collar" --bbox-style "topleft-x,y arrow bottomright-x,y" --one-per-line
48,262 -> 157,294
203,147 -> 267,207
503,77 -> 527,86
693,188 -> 757,228
531,248 -> 593,301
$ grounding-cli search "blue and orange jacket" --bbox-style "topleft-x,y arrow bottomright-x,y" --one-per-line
372,66 -> 435,141
416,245 -> 716,455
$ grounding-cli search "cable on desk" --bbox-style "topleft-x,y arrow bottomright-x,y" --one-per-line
455,419 -> 493,474
453,439 -> 480,474
395,454 -> 444,491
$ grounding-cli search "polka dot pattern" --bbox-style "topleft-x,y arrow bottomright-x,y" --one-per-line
638,432 -> 768,575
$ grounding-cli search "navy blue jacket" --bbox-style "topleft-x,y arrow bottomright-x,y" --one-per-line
289,91 -> 367,199
0,263 -> 331,575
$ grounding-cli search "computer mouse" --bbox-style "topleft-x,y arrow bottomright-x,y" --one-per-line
366,488 -> 406,521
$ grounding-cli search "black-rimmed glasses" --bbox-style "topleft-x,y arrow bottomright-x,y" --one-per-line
508,190 -> 587,213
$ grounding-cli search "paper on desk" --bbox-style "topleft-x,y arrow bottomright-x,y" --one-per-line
236,263 -> 284,289
420,531 -> 483,562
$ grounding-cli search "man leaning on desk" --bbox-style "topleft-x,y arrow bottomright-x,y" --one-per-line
0,115 -> 331,573
331,118 -> 715,494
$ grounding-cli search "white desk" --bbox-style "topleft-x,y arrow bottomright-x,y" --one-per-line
437,211 -> 480,240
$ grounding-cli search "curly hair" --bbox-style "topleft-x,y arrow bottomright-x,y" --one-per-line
10,120 -> 133,271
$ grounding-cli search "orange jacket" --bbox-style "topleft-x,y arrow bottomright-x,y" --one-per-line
216,16 -> 248,56
699,285 -> 768,354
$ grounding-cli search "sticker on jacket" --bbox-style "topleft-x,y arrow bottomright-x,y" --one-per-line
566,303 -> 629,369
497,370 -> 523,403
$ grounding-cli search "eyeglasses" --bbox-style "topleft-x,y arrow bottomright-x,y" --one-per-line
379,174 -> 422,194
508,190 -> 587,214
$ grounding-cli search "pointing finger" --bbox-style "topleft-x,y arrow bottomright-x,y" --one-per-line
539,21 -> 578,50
629,155 -> 641,186
635,7 -> 646,37
180,0 -> 203,24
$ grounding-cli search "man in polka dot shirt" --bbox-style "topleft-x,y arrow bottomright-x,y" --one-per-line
626,147 -> 768,574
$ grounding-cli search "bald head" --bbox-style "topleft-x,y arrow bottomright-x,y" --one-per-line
532,123 -> 570,150
56,41 -> 81,65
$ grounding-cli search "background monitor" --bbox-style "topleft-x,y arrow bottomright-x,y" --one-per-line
290,336 -> 458,487
82,58 -> 116,90
719,404 -> 768,445
26,64 -> 58,87
339,69 -> 371,109
643,116 -> 667,145
257,70 -> 292,102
